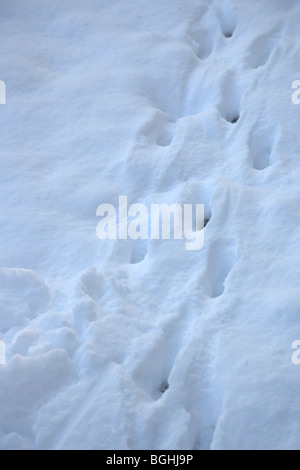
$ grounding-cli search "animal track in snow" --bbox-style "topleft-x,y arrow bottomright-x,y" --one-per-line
204,216 -> 211,228
246,33 -> 277,69
156,122 -> 176,147
218,74 -> 242,124
218,2 -> 236,38
189,28 -> 215,60
205,239 -> 236,298
182,180 -> 213,231
158,380 -> 169,394
133,339 -> 174,401
139,112 -> 175,147
195,209 -> 211,231
248,124 -> 278,170
132,317 -> 186,401
130,239 -> 148,264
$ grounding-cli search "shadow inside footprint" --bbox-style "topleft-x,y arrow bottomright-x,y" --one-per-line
248,124 -> 277,170
230,115 -> 240,124
218,2 -> 236,39
190,28 -> 215,60
246,33 -> 276,69
204,217 -> 210,228
158,380 -> 169,394
206,239 -> 236,298
130,239 -> 148,264
138,112 -> 175,147
218,74 -> 242,125
156,122 -> 175,147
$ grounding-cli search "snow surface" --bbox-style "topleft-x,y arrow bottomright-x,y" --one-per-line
1,0 -> 300,450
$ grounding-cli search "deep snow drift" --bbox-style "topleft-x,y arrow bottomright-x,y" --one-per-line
1,0 -> 300,450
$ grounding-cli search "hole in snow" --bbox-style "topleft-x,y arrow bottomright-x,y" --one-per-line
229,115 -> 239,124
218,74 -> 242,125
156,121 -> 176,147
158,380 -> 169,394
190,28 -> 215,60
248,123 -> 277,171
130,240 -> 148,264
219,2 -> 236,40
205,239 -> 236,298
246,34 -> 276,69
196,216 -> 210,231
156,132 -> 173,147
200,206 -> 212,230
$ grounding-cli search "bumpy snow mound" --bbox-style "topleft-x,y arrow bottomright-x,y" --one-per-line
1,0 -> 300,450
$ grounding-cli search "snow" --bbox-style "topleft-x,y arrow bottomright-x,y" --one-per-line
1,0 -> 300,450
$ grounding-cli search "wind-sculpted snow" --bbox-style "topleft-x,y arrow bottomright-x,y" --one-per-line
1,0 -> 300,450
